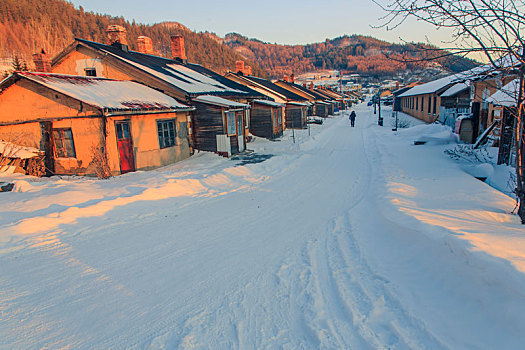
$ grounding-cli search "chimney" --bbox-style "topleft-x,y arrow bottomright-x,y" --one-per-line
32,49 -> 51,72
245,65 -> 252,76
303,83 -> 307,88
171,35 -> 187,61
107,25 -> 128,46
137,36 -> 153,54
290,73 -> 295,83
283,75 -> 289,82
235,60 -> 245,75
309,82 -> 314,91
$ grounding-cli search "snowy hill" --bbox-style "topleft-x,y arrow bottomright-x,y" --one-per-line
1,105 -> 524,349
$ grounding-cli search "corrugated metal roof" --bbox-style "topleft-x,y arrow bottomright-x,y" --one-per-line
240,75 -> 309,101
76,39 -> 264,98
17,72 -> 193,111
193,95 -> 250,108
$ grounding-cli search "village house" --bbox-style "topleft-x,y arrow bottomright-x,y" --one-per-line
0,72 -> 194,176
274,80 -> 333,121
46,25 -> 265,156
225,71 -> 309,131
397,75 -> 461,124
486,79 -> 519,166
191,95 -> 251,156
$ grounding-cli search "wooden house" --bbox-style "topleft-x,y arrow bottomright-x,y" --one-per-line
225,73 -> 309,129
486,79 -> 519,165
274,80 -> 334,118
250,100 -> 285,139
48,26 -> 264,155
0,72 -> 194,176
397,75 -> 459,123
192,95 -> 250,156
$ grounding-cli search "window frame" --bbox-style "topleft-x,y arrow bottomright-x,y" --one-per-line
225,111 -> 236,136
84,68 -> 97,77
157,119 -> 177,149
53,128 -> 77,158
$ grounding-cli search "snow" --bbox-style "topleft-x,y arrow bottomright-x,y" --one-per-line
487,78 -> 519,107
19,72 -> 192,111
440,82 -> 470,97
0,141 -> 41,159
111,52 -> 248,95
1,104 -> 525,349
252,100 -> 285,107
398,75 -> 459,97
193,95 -> 250,108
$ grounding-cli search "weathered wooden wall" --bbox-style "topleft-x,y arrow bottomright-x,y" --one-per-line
191,102 -> 226,153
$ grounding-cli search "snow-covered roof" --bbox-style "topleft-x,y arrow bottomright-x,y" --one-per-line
0,141 -> 42,159
440,82 -> 470,97
398,75 -> 459,97
193,95 -> 250,109
486,79 -> 519,107
74,39 -> 263,98
16,72 -> 193,111
287,101 -> 309,106
252,100 -> 285,108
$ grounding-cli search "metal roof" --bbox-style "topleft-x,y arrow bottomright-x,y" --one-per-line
74,39 -> 264,98
13,72 -> 193,112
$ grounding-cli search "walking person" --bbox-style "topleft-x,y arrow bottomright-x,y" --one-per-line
349,110 -> 356,127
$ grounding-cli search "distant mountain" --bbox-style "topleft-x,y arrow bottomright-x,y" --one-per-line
0,0 -> 266,76
224,33 -> 479,79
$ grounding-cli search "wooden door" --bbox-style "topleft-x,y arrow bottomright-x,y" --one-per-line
40,121 -> 55,176
115,121 -> 135,174
236,112 -> 245,152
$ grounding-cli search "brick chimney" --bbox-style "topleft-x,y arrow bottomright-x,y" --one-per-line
171,35 -> 187,61
245,65 -> 252,76
283,75 -> 289,82
235,60 -> 245,75
107,25 -> 128,46
137,36 -> 154,54
32,49 -> 51,72
309,82 -> 314,91
290,73 -> 295,83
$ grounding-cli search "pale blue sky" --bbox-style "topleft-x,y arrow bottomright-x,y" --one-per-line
69,0 -> 453,46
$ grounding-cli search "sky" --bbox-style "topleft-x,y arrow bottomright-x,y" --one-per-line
68,0 -> 455,47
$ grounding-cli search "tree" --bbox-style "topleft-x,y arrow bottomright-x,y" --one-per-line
375,0 -> 525,223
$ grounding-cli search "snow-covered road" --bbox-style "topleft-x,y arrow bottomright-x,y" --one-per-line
1,104 -> 525,349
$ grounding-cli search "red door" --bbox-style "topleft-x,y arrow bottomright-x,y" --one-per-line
115,121 -> 135,174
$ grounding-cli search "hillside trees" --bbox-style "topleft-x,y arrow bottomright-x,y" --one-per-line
0,0 -> 265,76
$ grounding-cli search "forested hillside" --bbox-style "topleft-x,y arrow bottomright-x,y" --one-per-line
0,0 -> 266,76
224,33 -> 478,78
0,0 -> 477,78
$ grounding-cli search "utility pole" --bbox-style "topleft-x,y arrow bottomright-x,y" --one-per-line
378,93 -> 383,126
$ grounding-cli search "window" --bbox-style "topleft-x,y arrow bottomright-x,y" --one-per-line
84,68 -> 97,77
53,128 -> 76,158
433,96 -> 437,115
157,119 -> 176,148
226,111 -> 236,135
244,110 -> 250,129
428,96 -> 432,114
421,96 -> 424,111
277,108 -> 282,124
415,96 -> 418,110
